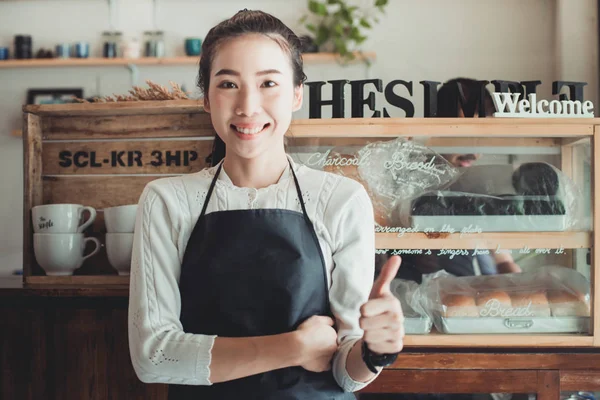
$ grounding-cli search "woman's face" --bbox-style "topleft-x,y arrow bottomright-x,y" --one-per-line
204,33 -> 303,163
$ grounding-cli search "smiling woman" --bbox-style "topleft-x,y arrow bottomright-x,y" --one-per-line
201,33 -> 302,187
198,12 -> 307,174
127,9 -> 404,400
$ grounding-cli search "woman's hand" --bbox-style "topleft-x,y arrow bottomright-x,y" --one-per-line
494,252 -> 522,274
360,256 -> 405,354
295,315 -> 338,372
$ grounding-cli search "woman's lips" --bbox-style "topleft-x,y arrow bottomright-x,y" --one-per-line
231,123 -> 270,140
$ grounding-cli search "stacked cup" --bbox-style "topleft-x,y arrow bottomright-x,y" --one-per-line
104,205 -> 137,275
32,204 -> 101,276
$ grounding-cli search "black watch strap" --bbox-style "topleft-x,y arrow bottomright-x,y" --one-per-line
361,341 -> 380,373
361,341 -> 398,373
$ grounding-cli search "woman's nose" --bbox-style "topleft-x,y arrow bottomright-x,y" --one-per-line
235,87 -> 262,117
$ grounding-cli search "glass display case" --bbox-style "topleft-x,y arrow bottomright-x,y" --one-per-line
285,118 -> 596,348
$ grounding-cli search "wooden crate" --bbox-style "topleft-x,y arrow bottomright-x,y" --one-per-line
22,100 -> 214,286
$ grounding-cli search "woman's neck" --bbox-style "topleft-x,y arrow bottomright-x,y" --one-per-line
222,152 -> 290,189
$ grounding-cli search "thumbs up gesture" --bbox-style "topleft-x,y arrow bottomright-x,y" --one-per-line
359,255 -> 405,354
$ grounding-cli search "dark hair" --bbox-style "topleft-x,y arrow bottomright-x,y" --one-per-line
437,78 -> 495,118
200,9 -> 307,166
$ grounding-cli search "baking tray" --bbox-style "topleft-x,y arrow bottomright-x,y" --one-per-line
411,215 -> 569,232
405,317 -> 432,335
440,316 -> 590,334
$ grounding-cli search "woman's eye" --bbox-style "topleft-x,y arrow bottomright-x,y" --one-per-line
262,80 -> 277,88
218,81 -> 237,89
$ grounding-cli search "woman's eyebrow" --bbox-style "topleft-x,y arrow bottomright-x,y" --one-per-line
256,69 -> 282,76
214,69 -> 282,77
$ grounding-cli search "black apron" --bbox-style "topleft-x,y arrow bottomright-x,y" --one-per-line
168,160 -> 356,400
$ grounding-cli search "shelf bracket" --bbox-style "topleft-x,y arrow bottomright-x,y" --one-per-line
126,63 -> 140,86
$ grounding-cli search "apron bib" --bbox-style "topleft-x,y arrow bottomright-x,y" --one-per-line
168,161 -> 355,399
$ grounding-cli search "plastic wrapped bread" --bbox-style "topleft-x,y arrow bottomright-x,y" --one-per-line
322,139 -> 460,226
390,278 -> 433,334
420,266 -> 590,334
547,290 -> 591,317
410,162 -> 585,232
390,278 -> 428,318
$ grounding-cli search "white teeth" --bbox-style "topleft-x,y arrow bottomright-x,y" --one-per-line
235,125 -> 264,135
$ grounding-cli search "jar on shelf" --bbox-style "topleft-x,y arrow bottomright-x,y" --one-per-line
14,35 -> 32,59
122,37 -> 142,59
102,31 -> 122,58
144,30 -> 165,57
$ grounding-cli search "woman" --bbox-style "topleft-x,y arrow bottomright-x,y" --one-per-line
128,9 -> 404,400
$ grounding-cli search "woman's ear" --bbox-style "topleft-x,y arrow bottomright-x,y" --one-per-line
292,84 -> 303,112
203,96 -> 211,113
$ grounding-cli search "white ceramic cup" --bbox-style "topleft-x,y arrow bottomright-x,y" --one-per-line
32,204 -> 97,234
104,204 -> 138,233
105,233 -> 133,275
33,233 -> 101,276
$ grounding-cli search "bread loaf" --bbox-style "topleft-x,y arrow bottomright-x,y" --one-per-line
510,291 -> 551,317
475,290 -> 511,317
547,290 -> 590,317
512,162 -> 559,196
476,290 -> 511,307
442,294 -> 479,317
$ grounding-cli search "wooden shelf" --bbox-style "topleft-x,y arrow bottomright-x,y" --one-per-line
0,52 -> 375,69
288,117 -> 596,137
0,56 -> 200,68
404,331 -> 594,347
375,231 -> 591,250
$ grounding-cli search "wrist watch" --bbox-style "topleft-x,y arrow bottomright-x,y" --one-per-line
361,341 -> 398,374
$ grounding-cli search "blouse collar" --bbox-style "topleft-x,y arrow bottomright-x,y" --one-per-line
215,154 -> 299,191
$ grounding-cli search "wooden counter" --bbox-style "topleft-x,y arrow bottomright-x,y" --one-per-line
2,288 -> 600,400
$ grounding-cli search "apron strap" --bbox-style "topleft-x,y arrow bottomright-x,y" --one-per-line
200,158 -> 310,223
288,160 -> 310,223
200,161 -> 223,218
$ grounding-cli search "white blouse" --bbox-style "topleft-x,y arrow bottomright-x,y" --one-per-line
128,155 -> 379,392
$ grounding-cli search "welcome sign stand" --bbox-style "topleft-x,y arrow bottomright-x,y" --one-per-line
493,93 -> 595,118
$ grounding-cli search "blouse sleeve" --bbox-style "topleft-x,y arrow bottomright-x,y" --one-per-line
325,180 -> 380,392
128,179 -> 216,385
